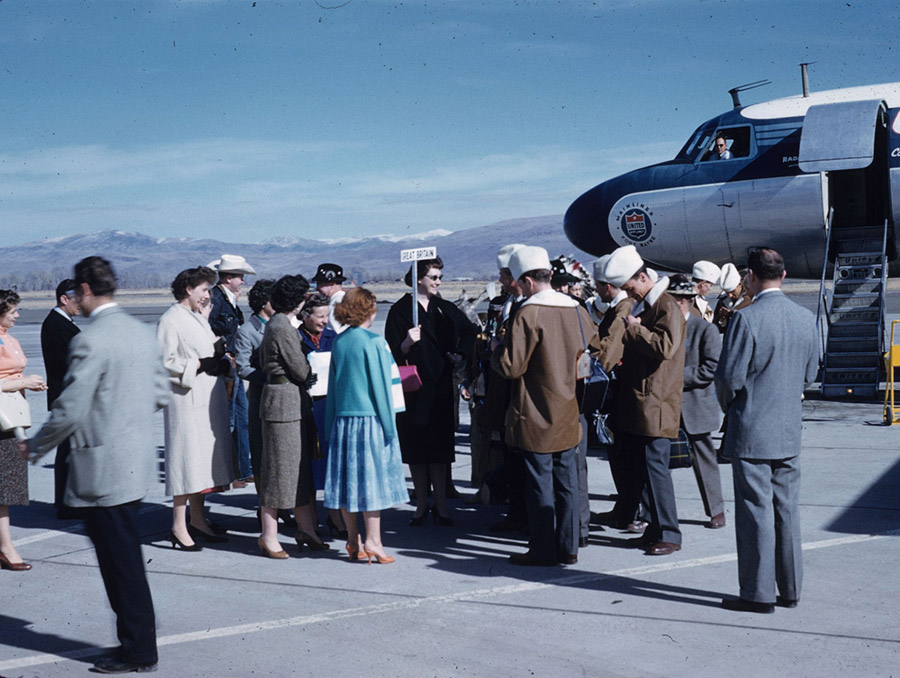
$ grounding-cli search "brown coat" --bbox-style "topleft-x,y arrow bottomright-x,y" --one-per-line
614,280 -> 686,439
492,289 -> 598,453
595,292 -> 634,373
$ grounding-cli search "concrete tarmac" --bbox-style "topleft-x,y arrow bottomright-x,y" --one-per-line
1,301 -> 899,678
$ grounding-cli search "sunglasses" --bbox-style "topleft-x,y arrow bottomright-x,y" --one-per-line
424,274 -> 443,281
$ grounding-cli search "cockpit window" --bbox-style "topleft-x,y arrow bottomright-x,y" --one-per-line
701,126 -> 752,161
678,124 -> 754,162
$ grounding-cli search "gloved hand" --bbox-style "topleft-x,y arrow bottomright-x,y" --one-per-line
305,372 -> 319,390
198,357 -> 220,376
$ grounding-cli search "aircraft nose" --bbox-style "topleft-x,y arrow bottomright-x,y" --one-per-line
563,183 -> 618,257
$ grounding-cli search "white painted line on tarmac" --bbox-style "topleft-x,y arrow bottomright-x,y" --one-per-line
0,531 -> 890,672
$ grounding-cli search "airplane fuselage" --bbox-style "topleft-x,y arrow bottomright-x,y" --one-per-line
565,83 -> 900,277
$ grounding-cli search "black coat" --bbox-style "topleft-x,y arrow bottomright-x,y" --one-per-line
385,294 -> 477,464
40,310 -> 80,407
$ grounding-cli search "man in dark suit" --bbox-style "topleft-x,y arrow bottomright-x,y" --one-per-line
40,279 -> 81,520
715,248 -> 819,614
207,254 -> 255,483
25,257 -> 169,673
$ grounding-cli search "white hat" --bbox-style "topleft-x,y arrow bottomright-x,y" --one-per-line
646,267 -> 659,283
497,244 -> 526,270
692,260 -> 721,284
603,245 -> 644,287
592,254 -> 612,284
509,245 -> 551,282
719,262 -> 742,292
207,254 -> 256,275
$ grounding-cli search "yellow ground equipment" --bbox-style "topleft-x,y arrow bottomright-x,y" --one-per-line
883,320 -> 900,424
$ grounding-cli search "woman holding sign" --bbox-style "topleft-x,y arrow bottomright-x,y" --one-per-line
385,257 -> 477,526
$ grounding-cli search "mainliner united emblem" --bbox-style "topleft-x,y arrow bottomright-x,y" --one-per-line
621,208 -> 652,243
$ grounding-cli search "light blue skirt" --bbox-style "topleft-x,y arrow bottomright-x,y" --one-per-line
323,416 -> 408,512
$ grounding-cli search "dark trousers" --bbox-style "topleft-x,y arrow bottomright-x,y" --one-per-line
230,378 -> 253,479
83,502 -> 158,665
521,447 -> 578,561
502,445 -> 528,524
607,424 -> 642,523
621,432 -> 681,544
53,438 -> 71,514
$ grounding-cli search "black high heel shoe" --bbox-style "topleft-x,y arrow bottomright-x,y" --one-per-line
431,507 -> 455,526
169,531 -> 202,551
409,507 -> 430,526
326,515 -> 349,540
295,531 -> 331,551
188,524 -> 228,544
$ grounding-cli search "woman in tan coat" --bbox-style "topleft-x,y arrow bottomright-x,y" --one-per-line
257,275 -> 329,558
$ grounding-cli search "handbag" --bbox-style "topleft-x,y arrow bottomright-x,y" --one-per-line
591,410 -> 614,447
389,360 -> 406,412
398,362 -> 422,393
0,389 -> 31,432
668,428 -> 693,469
575,308 -> 611,416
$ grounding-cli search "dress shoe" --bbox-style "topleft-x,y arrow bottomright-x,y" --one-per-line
625,534 -> 655,549
207,521 -> 229,535
776,596 -> 799,608
409,509 -> 430,527
257,537 -> 289,559
0,552 -> 32,571
345,544 -> 365,561
91,657 -> 158,673
558,554 -> 578,565
579,536 -> 590,548
363,548 -> 396,564
187,524 -> 228,544
508,552 -> 556,567
327,515 -> 349,539
707,513 -> 726,529
490,517 -> 527,533
431,507 -> 455,526
295,531 -> 330,551
626,520 -> 648,534
168,531 -> 202,552
646,541 -> 681,556
721,597 -> 775,614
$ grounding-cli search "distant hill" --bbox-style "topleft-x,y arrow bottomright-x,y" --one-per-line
0,216 -> 593,290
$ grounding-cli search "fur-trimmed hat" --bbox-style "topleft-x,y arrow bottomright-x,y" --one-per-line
497,244 -> 526,271
692,260 -> 721,284
603,245 -> 644,287
719,262 -> 742,293
667,273 -> 697,297
592,254 -> 612,284
509,246 -> 551,281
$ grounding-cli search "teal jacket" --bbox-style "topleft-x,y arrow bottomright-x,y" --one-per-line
325,326 -> 400,443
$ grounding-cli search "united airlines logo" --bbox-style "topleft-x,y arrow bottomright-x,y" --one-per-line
621,208 -> 653,243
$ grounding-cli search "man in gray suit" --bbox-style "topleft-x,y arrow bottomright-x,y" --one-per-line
24,256 -> 169,673
714,248 -> 819,614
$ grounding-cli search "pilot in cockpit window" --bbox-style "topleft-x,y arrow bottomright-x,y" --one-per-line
711,133 -> 732,160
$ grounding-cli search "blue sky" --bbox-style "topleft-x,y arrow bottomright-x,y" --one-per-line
1,0 -> 897,245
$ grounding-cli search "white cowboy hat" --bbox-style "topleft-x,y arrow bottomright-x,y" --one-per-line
207,254 -> 256,275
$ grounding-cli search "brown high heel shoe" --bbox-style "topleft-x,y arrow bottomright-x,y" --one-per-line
362,548 -> 395,565
258,537 -> 289,559
344,543 -> 365,561
295,531 -> 330,552
0,552 -> 32,571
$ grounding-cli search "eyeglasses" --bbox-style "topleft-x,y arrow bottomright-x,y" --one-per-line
424,274 -> 443,281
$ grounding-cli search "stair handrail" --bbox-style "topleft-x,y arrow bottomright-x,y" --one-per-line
816,206 -> 835,362
878,217 -> 889,387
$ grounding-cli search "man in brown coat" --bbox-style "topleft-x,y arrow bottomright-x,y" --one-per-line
588,254 -> 643,530
605,245 -> 686,556
492,246 -> 598,566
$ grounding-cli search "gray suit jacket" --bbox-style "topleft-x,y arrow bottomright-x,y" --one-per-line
714,290 -> 819,460
29,305 -> 170,507
681,314 -> 722,435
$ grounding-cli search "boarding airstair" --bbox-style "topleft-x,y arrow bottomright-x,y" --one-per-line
818,217 -> 889,398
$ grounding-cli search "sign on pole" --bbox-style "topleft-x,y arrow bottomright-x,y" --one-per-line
400,246 -> 437,329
